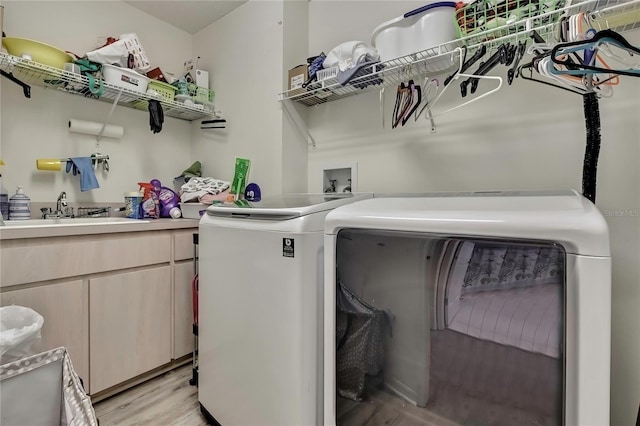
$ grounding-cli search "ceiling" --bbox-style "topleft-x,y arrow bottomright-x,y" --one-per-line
124,1 -> 248,34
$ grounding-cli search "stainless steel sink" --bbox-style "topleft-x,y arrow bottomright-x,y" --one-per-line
2,217 -> 150,228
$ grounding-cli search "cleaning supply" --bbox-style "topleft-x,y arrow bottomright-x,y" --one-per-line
230,157 -> 251,201
169,206 -> 182,219
150,179 -> 181,218
8,186 -> 31,220
138,182 -> 160,219
124,191 -> 144,219
0,160 -> 8,220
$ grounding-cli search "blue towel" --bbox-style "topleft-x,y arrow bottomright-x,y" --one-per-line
65,157 -> 99,191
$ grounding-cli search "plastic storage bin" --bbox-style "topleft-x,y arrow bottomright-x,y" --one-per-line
180,202 -> 208,219
317,66 -> 339,82
371,2 -> 459,62
102,63 -> 150,102
147,80 -> 177,102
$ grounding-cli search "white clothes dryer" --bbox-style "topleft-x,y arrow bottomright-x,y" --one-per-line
198,193 -> 372,426
323,190 -> 611,426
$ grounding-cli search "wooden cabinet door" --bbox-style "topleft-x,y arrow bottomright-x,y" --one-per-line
89,266 -> 171,393
174,261 -> 195,359
0,280 -> 89,385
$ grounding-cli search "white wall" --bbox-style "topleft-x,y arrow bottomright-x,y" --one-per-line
0,1 -> 193,204
307,2 -> 640,425
191,1 -> 309,197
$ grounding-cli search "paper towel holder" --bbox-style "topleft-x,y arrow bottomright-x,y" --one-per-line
69,89 -> 125,148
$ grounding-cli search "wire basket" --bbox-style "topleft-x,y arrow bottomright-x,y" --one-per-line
76,207 -> 111,218
456,0 -> 567,41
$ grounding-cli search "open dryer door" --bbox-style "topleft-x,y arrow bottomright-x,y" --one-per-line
324,191 -> 611,426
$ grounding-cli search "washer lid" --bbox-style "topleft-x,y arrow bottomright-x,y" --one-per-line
205,193 -> 372,220
325,190 -> 610,257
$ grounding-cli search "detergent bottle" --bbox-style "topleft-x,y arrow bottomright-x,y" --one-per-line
138,182 -> 160,219
150,179 -> 181,218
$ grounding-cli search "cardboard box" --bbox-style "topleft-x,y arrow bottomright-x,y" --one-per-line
288,64 -> 308,96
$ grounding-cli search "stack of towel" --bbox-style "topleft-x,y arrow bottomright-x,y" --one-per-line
180,177 -> 230,204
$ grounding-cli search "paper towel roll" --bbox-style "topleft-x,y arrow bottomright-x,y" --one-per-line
68,119 -> 124,139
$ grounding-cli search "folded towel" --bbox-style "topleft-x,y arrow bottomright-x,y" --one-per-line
65,157 -> 99,191
180,177 -> 229,202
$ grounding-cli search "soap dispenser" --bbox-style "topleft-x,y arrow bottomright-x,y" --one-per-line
9,186 -> 31,220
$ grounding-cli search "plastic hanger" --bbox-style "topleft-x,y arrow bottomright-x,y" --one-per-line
460,44 -> 508,97
424,47 -> 503,118
551,30 -> 640,77
507,41 -> 527,85
443,45 -> 486,87
401,80 -> 422,126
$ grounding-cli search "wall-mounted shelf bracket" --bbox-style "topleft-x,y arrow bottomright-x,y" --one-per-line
1,69 -> 31,98
282,99 -> 317,149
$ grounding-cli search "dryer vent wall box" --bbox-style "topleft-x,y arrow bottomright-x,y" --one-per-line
323,190 -> 611,426
322,161 -> 357,193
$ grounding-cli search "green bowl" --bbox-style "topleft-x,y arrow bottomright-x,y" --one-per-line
2,37 -> 73,69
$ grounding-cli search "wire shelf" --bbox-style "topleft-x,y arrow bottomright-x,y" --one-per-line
0,53 -> 214,122
279,0 -> 640,107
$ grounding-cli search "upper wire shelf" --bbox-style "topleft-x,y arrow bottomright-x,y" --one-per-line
279,0 -> 640,107
0,53 -> 214,122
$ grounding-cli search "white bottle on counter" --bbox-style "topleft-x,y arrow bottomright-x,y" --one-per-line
8,186 -> 31,220
169,206 -> 182,219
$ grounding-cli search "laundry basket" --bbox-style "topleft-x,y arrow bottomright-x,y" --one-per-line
0,346 -> 98,426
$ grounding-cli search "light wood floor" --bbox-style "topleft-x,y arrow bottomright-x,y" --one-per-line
93,364 -> 208,426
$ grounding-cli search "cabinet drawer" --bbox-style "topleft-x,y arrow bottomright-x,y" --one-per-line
174,230 -> 197,261
1,232 -> 171,287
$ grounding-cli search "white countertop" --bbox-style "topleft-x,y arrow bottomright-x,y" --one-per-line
0,218 -> 199,240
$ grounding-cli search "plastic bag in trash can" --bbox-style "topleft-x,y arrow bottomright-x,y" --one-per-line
0,306 -> 44,363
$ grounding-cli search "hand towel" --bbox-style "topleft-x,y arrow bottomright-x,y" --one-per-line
65,157 -> 100,191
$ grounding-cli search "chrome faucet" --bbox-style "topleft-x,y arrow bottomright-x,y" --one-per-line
56,191 -> 67,213
41,192 -> 73,219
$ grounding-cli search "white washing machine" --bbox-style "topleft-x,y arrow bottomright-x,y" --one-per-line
323,190 -> 611,426
198,193 -> 372,426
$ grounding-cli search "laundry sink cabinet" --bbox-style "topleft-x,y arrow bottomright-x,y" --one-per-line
0,224 -> 197,397
89,266 -> 172,393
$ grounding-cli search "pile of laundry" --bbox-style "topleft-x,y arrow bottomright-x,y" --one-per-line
179,177 -> 230,204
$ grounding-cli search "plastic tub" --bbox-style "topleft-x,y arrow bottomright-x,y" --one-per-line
371,2 -> 459,63
147,80 -> 176,102
102,64 -> 150,101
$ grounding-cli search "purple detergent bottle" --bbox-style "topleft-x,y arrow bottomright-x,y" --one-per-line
150,179 -> 181,218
